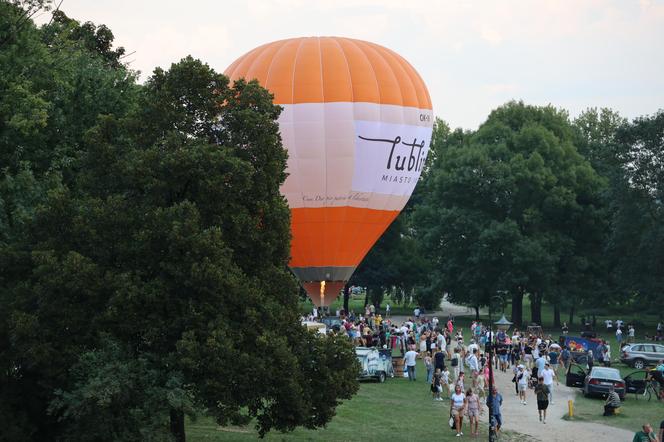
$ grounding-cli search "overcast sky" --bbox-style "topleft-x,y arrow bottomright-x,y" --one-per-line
43,0 -> 664,130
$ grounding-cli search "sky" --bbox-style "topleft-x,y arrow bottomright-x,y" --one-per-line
40,0 -> 664,130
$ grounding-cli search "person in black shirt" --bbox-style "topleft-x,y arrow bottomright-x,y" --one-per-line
434,348 -> 446,372
511,345 -> 521,366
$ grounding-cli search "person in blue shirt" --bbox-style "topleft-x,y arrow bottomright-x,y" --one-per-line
533,354 -> 546,379
486,386 -> 503,436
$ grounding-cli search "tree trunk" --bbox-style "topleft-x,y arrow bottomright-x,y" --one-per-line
343,284 -> 350,315
364,290 -> 369,308
511,290 -> 523,327
569,305 -> 575,325
170,409 -> 185,442
474,305 -> 480,321
530,293 -> 542,325
553,303 -> 561,327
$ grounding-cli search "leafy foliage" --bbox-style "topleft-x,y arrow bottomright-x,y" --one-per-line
414,102 -> 607,324
0,5 -> 358,442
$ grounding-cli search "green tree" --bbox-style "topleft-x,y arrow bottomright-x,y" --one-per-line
608,111 -> 664,308
415,102 -> 606,326
0,6 -> 359,441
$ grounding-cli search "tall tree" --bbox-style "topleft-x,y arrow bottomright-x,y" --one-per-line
415,102 -> 606,326
0,6 -> 359,441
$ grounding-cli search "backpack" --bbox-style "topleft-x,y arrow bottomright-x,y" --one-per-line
451,355 -> 459,367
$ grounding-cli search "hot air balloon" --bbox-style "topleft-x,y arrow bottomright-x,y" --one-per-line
225,37 -> 433,307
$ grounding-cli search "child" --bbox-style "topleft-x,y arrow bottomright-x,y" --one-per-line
441,367 -> 451,398
431,368 -> 443,401
424,351 -> 434,384
456,371 -> 465,390
475,368 -> 486,398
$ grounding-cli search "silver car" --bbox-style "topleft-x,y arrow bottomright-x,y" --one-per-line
620,343 -> 664,369
584,367 -> 626,399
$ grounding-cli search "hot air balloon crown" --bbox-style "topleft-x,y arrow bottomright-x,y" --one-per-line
226,37 -> 433,307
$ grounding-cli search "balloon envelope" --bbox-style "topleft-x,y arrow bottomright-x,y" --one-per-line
225,37 -> 433,306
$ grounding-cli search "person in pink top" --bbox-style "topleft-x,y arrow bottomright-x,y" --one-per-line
447,319 -> 454,334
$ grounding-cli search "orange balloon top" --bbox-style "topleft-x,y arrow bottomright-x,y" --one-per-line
225,36 -> 432,110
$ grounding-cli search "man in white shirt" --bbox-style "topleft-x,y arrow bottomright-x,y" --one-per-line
467,348 -> 480,387
540,362 -> 558,404
468,339 -> 479,355
404,348 -> 418,381
605,319 -> 613,330
437,332 -> 446,352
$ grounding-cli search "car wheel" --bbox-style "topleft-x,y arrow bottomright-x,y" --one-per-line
378,372 -> 386,383
633,359 -> 645,369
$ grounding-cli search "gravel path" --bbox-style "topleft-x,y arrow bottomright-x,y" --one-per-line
485,364 -> 633,441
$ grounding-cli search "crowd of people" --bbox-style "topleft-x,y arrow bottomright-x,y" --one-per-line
304,305 -> 664,439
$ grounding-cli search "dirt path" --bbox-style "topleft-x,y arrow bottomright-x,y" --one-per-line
483,364 -> 633,441
388,295 -> 479,325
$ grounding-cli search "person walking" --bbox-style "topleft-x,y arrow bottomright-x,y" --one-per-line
616,327 -> 623,346
534,377 -> 550,424
533,353 -> 546,380
404,347 -> 418,381
467,348 -> 479,389
517,365 -> 530,405
540,362 -> 558,404
465,388 -> 482,437
451,347 -> 461,381
487,386 -> 503,437
560,346 -> 571,373
434,347 -> 446,373
450,385 -> 466,437
511,364 -> 520,395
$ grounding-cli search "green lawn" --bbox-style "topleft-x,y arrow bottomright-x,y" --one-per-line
564,388 -> 664,432
187,360 -> 529,441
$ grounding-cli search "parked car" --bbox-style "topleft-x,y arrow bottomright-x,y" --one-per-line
302,321 -> 326,335
355,347 -> 392,383
320,316 -> 343,332
620,343 -> 664,369
566,363 -> 625,399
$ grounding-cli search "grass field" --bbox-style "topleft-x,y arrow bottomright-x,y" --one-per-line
187,360 -> 530,442
564,389 -> 664,432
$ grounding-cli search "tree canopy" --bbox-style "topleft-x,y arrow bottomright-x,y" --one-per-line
413,102 -> 608,325
0,3 -> 358,441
